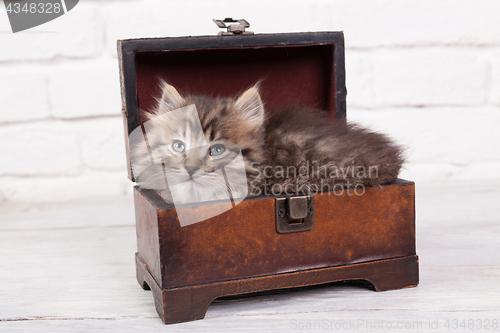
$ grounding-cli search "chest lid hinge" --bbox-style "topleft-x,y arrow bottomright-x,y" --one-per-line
213,18 -> 254,36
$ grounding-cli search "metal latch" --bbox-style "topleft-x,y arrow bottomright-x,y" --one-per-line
275,195 -> 314,234
213,18 -> 254,36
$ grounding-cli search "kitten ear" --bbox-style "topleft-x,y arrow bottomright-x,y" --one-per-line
156,80 -> 185,113
234,84 -> 264,127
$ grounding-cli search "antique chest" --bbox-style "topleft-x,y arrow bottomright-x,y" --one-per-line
118,21 -> 418,324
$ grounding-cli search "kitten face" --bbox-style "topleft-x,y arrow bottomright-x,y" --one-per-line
131,81 -> 266,204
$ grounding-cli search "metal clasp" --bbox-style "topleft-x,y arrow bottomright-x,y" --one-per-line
213,18 -> 254,36
275,195 -> 314,234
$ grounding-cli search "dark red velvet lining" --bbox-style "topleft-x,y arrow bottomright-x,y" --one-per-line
135,44 -> 336,120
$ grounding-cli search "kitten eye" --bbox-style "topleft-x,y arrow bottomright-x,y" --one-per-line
209,144 -> 226,156
172,140 -> 185,153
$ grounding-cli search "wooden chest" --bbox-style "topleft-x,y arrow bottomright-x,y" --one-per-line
118,27 -> 418,324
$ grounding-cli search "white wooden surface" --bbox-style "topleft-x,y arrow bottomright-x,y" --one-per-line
1,182 -> 499,332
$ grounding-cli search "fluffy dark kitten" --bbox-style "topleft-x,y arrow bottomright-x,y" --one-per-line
262,105 -> 404,194
132,81 -> 404,203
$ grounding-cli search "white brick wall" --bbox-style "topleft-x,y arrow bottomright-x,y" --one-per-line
0,0 -> 499,202
48,61 -> 122,118
0,71 -> 49,123
373,49 -> 488,106
0,121 -> 82,176
0,6 -> 102,61
490,51 -> 500,105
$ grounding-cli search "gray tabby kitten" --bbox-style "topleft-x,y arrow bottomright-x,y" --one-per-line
133,81 -> 404,203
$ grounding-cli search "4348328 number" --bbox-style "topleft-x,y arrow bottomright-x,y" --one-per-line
6,2 -> 62,14
444,319 -> 498,330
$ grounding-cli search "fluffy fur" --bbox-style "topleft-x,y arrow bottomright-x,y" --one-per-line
132,80 -> 404,203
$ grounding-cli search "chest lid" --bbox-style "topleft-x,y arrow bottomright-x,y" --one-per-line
118,23 -> 346,181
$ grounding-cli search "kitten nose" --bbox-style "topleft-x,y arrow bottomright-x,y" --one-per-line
184,165 -> 199,176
